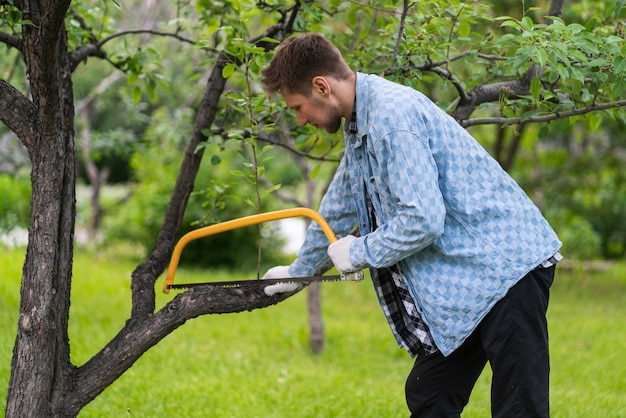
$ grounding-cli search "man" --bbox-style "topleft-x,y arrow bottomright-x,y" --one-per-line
260,33 -> 562,417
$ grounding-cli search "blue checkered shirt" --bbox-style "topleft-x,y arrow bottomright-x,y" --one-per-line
289,73 -> 562,356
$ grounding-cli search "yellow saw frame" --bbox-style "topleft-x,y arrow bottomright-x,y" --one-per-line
162,207 -> 362,293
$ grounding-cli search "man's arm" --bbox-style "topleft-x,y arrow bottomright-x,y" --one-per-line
350,130 -> 446,270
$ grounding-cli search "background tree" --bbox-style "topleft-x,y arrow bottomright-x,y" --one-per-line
0,0 -> 624,416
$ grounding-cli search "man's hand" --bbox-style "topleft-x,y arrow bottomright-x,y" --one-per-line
262,265 -> 299,296
327,235 -> 357,273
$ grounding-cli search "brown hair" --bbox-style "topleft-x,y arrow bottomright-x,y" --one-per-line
261,33 -> 352,96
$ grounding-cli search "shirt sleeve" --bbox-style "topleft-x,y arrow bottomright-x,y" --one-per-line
350,129 -> 446,270
289,157 -> 358,277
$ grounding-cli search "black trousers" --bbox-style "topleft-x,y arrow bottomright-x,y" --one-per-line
405,265 -> 555,418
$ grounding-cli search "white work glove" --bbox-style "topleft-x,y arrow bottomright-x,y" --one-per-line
262,265 -> 299,296
327,235 -> 357,273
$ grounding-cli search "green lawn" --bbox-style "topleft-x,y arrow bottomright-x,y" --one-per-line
1,248 -> 625,417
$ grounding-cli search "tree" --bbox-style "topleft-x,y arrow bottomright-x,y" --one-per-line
0,0 -> 624,416
0,1 -> 301,415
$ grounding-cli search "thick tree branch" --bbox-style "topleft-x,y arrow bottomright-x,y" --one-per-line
129,5 -> 302,319
41,0 -> 72,40
547,0 -> 565,20
453,65 -> 541,120
66,285 -> 296,417
0,31 -> 22,51
0,79 -> 37,147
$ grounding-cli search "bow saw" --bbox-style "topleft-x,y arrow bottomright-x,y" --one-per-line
162,207 -> 364,294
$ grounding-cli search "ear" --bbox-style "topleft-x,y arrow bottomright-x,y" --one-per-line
311,76 -> 331,97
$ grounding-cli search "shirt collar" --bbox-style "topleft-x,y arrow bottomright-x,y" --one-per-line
345,72 -> 368,148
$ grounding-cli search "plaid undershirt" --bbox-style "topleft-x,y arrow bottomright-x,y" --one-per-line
366,189 -> 438,357
372,267 -> 438,357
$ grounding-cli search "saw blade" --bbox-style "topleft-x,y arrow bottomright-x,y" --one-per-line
166,275 -> 344,290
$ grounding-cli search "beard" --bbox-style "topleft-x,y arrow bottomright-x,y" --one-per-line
324,113 -> 343,134
311,96 -> 343,134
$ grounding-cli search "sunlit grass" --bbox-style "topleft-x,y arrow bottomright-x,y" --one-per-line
1,248 -> 625,417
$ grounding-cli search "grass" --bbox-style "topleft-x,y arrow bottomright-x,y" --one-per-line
1,247 -> 625,417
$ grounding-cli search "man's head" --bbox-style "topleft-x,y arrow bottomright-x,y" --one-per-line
261,33 -> 352,96
261,33 -> 354,133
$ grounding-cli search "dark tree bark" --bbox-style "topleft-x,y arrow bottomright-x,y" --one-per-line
4,1 -> 77,416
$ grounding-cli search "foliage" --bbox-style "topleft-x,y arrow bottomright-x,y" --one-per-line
0,173 -> 30,233
511,116 -> 626,259
0,1 -> 624,257
188,0 -> 626,263
494,13 -> 625,118
102,105 -> 288,270
2,249 -> 625,416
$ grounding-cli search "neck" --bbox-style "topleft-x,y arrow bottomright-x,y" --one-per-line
335,72 -> 357,120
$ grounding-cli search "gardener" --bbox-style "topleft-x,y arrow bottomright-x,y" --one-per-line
260,33 -> 562,417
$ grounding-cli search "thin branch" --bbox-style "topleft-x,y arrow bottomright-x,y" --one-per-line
98,28 -> 196,47
256,131 -> 341,163
384,50 -> 508,103
427,66 -> 472,103
388,0 -> 410,72
461,100 -> 626,128
68,27 -> 201,72
385,50 -> 508,76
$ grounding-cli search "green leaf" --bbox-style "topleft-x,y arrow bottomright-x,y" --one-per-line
584,18 -> 598,33
615,56 -> 626,75
310,164 -> 321,180
260,145 -> 274,154
530,77 -> 541,99
259,37 -> 280,44
520,110 -> 539,122
520,16 -> 534,31
132,86 -> 141,103
459,22 -> 470,38
264,184 -> 281,195
222,63 -> 237,78
616,0 -> 625,19
210,155 -> 222,165
588,113 -> 602,131
536,49 -> 548,67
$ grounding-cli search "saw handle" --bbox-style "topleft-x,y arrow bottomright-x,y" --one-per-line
163,207 -> 349,293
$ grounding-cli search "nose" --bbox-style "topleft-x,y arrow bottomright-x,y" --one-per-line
296,112 -> 308,126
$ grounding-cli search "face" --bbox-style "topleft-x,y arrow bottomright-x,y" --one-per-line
282,87 -> 343,134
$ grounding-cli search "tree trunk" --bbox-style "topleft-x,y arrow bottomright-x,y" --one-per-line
5,1 -> 77,415
308,282 -> 325,353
